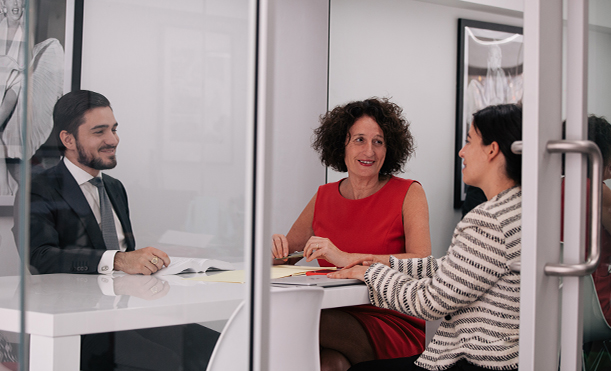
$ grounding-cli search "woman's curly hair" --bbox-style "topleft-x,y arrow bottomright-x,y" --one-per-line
312,97 -> 414,177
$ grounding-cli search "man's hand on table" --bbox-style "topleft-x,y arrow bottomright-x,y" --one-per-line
114,246 -> 170,275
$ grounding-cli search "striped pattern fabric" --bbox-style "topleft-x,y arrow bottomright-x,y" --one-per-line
364,186 -> 521,370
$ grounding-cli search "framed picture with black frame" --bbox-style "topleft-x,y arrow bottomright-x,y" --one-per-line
0,0 -> 83,206
453,18 -> 523,210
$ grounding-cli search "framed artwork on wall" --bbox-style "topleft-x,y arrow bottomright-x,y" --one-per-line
0,0 -> 83,206
453,18 -> 523,210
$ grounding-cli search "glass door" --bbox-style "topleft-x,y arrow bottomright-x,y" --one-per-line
520,0 -> 611,369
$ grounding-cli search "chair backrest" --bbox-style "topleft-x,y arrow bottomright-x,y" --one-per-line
582,274 -> 611,343
425,319 -> 442,346
206,286 -> 324,371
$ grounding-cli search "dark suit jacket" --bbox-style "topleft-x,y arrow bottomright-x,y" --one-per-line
15,160 -> 136,274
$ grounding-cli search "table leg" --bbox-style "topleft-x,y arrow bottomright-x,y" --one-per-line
29,334 -> 80,371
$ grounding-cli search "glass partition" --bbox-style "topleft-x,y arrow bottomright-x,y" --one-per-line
580,3 -> 611,369
1,0 -> 41,370
81,1 -> 253,262
1,0 -> 257,370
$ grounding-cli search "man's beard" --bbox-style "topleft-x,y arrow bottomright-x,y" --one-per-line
76,141 -> 117,170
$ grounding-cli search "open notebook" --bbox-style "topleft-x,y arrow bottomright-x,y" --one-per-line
153,257 -> 235,276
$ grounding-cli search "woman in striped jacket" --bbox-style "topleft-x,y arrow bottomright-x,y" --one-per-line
331,103 -> 522,371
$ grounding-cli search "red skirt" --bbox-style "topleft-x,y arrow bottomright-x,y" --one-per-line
338,304 -> 425,359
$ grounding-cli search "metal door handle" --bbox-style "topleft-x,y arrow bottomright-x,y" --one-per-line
509,140 -> 602,276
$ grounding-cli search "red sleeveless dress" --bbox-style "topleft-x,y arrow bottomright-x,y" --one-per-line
313,176 -> 426,359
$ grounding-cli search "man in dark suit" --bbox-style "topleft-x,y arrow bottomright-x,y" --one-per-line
17,90 -> 218,371
25,90 -> 169,275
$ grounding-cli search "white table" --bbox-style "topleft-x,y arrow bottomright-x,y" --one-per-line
0,274 -> 368,370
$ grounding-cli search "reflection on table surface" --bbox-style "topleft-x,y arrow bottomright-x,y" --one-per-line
0,272 -> 368,341
0,273 -> 246,314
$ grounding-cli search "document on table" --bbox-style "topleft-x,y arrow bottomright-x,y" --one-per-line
185,265 -> 337,283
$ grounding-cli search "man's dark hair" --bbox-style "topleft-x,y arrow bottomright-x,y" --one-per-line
53,90 -> 111,154
472,103 -> 523,184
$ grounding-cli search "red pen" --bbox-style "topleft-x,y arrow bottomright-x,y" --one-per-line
306,269 -> 337,276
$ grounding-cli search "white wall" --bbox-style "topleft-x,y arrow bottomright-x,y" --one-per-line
80,0 -> 253,258
588,27 -> 611,119
265,0 -> 329,237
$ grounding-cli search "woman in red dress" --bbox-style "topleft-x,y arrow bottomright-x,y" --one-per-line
272,98 -> 431,371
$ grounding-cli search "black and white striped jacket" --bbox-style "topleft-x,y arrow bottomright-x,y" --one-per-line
364,186 -> 521,370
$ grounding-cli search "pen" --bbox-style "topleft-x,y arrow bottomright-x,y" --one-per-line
305,269 -> 336,276
274,251 -> 305,259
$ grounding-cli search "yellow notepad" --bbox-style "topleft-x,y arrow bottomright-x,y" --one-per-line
185,265 -> 336,283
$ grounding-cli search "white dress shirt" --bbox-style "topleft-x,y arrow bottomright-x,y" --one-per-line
63,157 -> 127,274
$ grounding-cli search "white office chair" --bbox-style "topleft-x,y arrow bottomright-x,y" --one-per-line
425,319 -> 442,346
206,286 -> 324,371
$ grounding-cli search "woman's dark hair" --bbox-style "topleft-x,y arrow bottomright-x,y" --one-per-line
588,115 -> 611,168
561,115 -> 611,176
53,90 -> 112,154
312,97 -> 414,176
472,103 -> 522,184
